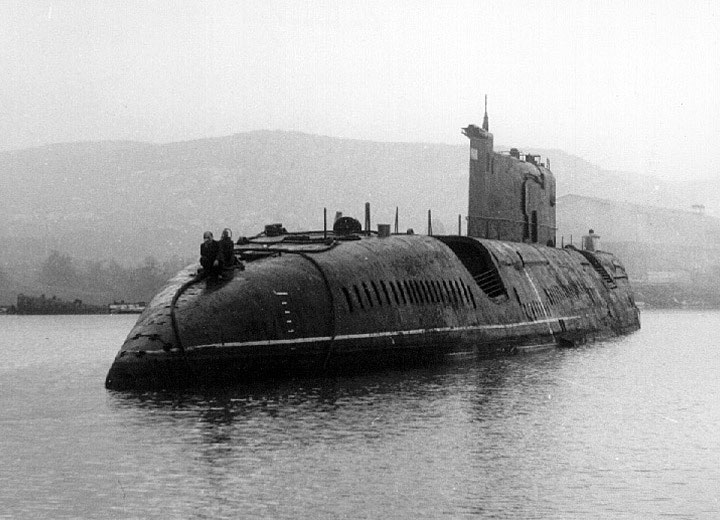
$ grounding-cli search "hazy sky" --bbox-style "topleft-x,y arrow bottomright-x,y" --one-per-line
2,0 -> 718,180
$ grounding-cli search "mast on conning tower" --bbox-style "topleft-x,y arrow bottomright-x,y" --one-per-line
482,94 -> 489,132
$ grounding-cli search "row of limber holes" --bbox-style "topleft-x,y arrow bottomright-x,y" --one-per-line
341,278 -> 477,313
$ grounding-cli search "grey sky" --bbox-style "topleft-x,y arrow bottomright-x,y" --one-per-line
2,0 -> 718,180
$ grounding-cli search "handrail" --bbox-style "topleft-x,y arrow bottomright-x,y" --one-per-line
236,242 -> 340,255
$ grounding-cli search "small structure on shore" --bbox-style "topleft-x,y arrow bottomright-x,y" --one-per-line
108,301 -> 146,314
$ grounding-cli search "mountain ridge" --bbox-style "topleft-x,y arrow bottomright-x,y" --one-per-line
1,130 -> 717,303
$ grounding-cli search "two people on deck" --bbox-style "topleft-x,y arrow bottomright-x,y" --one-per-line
199,228 -> 238,280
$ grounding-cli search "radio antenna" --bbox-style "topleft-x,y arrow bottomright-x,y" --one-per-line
482,94 -> 489,131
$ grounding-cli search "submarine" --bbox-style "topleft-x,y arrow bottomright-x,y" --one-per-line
105,107 -> 640,390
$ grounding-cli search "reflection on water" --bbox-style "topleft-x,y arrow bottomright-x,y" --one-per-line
1,311 -> 720,519
106,362 -> 533,519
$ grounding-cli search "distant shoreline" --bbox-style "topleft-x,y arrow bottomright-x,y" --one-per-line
2,294 -> 145,315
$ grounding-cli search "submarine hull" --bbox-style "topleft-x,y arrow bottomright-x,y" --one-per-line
106,114 -> 642,391
105,235 -> 640,390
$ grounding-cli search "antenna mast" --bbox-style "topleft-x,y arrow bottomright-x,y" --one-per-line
482,94 -> 489,131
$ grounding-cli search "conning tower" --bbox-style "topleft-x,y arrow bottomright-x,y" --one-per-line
463,97 -> 556,245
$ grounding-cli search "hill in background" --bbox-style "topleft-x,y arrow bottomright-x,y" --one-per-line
1,130 -> 716,304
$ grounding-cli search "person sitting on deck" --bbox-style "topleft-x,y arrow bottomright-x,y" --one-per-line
218,228 -> 239,278
199,231 -> 220,278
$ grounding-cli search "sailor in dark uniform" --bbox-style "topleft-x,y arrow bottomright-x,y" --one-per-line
218,228 -> 237,278
199,231 -> 220,278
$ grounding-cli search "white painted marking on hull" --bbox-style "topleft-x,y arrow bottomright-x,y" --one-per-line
183,315 -> 582,352
445,351 -> 476,357
515,342 -> 556,352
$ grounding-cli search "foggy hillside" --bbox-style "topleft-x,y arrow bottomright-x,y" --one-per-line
1,131 -> 470,270
1,130 -> 716,293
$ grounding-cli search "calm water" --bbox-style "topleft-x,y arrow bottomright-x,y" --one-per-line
1,311 -> 719,519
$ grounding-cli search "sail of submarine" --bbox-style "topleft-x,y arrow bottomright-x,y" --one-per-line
105,104 -> 640,390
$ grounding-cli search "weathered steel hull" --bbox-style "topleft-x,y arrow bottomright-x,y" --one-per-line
105,235 -> 640,390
